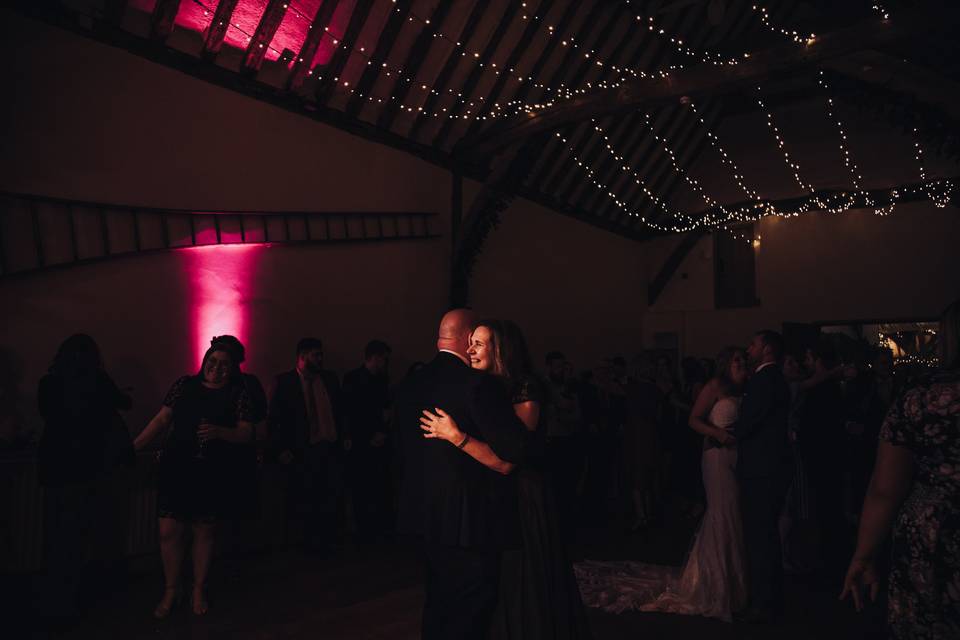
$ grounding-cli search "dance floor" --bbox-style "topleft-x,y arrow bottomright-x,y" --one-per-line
10,509 -> 885,640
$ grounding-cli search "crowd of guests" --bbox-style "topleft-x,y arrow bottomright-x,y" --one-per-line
24,300 -> 960,638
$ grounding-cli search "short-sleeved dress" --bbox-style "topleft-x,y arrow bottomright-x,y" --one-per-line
157,375 -> 253,522
491,375 -> 591,640
879,369 -> 960,639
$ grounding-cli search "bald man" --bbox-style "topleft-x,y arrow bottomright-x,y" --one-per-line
395,309 -> 527,640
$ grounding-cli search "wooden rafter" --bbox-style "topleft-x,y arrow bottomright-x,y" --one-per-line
241,0 -> 288,73
202,0 -> 239,60
624,103 -> 723,228
524,4 -> 631,188
583,108 -> 686,221
501,0 -> 581,111
463,7 -> 947,156
288,0 -> 342,91
149,0 -> 181,41
561,112 -> 639,205
103,0 -> 128,26
527,3 -> 691,199
315,0 -> 376,105
823,50 -> 960,121
407,0 -> 489,142
431,1 -> 524,149
613,104 -> 720,227
377,1 -> 455,130
344,0 -> 414,117
462,0 -> 557,134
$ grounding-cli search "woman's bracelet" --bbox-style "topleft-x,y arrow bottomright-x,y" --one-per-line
456,433 -> 471,449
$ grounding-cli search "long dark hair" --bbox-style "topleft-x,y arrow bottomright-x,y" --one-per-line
474,319 -> 534,388
714,345 -> 745,396
50,334 -> 102,378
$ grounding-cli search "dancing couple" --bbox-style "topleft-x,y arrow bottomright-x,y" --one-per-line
577,330 -> 792,623
395,309 -> 590,640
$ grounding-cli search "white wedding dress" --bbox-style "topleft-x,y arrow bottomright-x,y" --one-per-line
575,396 -> 748,621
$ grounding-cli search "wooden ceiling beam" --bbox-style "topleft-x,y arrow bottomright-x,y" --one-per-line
407,0 -> 489,142
287,0 -> 342,92
823,50 -> 960,121
242,0 -> 289,74
376,1 -> 455,131
430,1 -> 524,149
315,0 -> 376,106
524,4 -> 635,189
528,3 -> 689,200
202,0 -> 239,60
344,0 -> 414,117
462,7 -> 947,156
621,102 -> 721,228
460,0 -> 557,137
103,0 -> 128,26
149,0 -> 181,41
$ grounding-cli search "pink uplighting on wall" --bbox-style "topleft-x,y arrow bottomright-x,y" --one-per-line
182,243 -> 264,368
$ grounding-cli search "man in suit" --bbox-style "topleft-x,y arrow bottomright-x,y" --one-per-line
395,309 -> 526,640
342,339 -> 393,542
734,329 -> 793,622
269,337 -> 344,554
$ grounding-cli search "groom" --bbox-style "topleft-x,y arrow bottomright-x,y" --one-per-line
395,309 -> 527,640
733,330 -> 793,622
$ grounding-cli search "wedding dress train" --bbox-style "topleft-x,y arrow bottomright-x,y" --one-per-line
575,396 -> 748,621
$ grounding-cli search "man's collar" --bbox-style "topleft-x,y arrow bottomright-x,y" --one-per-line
755,361 -> 777,373
439,349 -> 470,366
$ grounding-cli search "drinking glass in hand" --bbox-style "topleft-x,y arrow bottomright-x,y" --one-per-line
196,418 -> 209,460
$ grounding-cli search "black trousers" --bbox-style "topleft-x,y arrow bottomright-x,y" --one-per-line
422,544 -> 500,640
290,443 -> 342,548
350,446 -> 392,538
739,466 -> 792,613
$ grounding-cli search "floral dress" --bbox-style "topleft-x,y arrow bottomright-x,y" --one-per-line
879,369 -> 960,639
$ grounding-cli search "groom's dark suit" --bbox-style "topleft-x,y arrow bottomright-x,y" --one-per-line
395,351 -> 526,640
733,362 -> 792,616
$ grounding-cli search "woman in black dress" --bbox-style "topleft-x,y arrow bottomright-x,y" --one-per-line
38,334 -> 132,620
420,319 -> 591,640
133,341 -> 254,618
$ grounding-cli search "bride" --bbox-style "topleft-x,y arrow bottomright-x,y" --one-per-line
576,346 -> 749,621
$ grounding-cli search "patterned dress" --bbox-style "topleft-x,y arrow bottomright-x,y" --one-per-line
157,375 -> 253,522
879,369 -> 960,639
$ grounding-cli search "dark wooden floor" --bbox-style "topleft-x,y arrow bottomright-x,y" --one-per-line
9,508 -> 887,640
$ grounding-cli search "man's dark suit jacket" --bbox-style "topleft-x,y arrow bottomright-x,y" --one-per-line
733,363 -> 792,478
395,352 -> 527,550
268,369 -> 342,459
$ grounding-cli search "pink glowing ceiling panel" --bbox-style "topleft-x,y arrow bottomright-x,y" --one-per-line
132,0 -> 358,68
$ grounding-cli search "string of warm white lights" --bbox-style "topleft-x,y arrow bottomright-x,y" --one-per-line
752,4 -> 816,46
189,0 -> 770,125
871,3 -> 891,20
555,86 -> 955,235
587,119 -> 696,225
817,69 -> 884,215
686,101 -> 761,202
912,129 -> 954,209
753,87 -> 855,216
640,112 -> 737,223
192,0 -> 498,121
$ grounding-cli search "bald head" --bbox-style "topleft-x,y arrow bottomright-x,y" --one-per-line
437,309 -> 476,359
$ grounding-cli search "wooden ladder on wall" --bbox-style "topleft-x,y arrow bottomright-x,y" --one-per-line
0,192 -> 440,277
